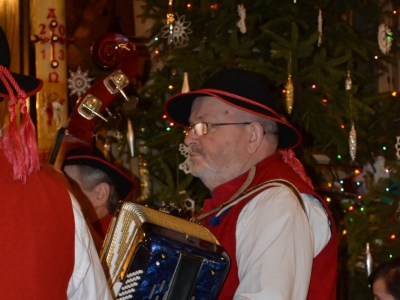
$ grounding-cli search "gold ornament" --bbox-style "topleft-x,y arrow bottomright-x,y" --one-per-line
181,72 -> 190,93
349,122 -> 357,161
285,75 -> 294,114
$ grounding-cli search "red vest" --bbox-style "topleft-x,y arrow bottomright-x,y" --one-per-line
0,153 -> 75,300
202,153 -> 337,300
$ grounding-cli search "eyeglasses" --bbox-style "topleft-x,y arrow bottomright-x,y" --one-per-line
184,122 -> 252,136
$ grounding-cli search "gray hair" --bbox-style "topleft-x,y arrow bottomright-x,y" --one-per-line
244,113 -> 279,144
75,165 -> 120,214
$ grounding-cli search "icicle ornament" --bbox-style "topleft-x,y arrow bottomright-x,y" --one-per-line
285,75 -> 294,114
237,4 -> 246,34
127,118 -> 135,157
166,0 -> 175,45
365,243 -> 373,277
345,70 -> 352,91
181,72 -> 190,93
318,10 -> 323,47
349,123 -> 357,161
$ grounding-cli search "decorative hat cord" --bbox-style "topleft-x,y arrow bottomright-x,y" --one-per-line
0,66 -> 40,182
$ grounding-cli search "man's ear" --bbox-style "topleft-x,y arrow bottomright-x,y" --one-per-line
93,182 -> 110,207
248,122 -> 264,154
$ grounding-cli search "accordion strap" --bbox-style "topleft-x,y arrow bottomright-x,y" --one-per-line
194,166 -> 305,222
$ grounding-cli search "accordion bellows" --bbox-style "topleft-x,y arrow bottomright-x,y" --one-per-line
100,202 -> 230,300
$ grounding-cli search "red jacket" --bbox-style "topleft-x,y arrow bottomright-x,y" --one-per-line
202,152 -> 337,300
0,152 -> 75,300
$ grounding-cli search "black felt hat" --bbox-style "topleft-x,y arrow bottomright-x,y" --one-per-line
164,68 -> 301,150
0,27 -> 43,98
63,148 -> 134,201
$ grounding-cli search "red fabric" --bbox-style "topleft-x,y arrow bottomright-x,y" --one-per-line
0,152 -> 75,300
202,152 -> 337,300
92,213 -> 113,240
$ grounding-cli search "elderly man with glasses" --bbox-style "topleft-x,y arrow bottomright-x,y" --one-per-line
164,69 -> 337,300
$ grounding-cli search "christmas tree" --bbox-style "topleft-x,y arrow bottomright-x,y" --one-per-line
115,0 -> 400,298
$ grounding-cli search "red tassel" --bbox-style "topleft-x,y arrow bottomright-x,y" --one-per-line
19,93 -> 40,174
2,100 -> 25,181
281,149 -> 314,189
0,66 -> 40,182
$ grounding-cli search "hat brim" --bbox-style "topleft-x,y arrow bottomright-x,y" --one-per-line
165,90 -> 301,150
63,154 -> 134,200
0,72 -> 43,98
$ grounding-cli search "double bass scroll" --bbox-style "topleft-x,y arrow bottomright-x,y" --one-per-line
47,32 -> 139,168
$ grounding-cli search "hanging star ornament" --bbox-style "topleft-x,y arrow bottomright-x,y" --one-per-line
161,13 -> 193,46
67,66 -> 93,97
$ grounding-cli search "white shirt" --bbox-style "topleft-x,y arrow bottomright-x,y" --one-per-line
234,187 -> 331,300
67,192 -> 113,300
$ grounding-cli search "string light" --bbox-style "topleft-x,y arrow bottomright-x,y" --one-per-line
374,55 -> 379,59
155,49 -> 160,55
349,206 -> 354,211
394,10 -> 397,14
391,234 -> 396,239
360,207 -> 364,211
166,127 -> 171,131
168,85 -> 173,89
169,122 -> 174,126
383,146 -> 387,151
392,91 -> 397,97
312,84 -> 317,89
343,230 -> 347,235
337,155 -> 342,159
211,3 -> 218,9
355,169 -> 361,174
326,197 -> 331,202
341,124 -> 345,129
282,89 -> 286,93
187,3 -> 192,8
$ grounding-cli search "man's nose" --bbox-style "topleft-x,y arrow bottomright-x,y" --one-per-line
184,128 -> 198,145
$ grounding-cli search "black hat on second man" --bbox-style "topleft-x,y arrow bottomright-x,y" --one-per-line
164,69 -> 301,150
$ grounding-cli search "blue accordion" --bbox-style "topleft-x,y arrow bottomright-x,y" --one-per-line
100,202 -> 230,300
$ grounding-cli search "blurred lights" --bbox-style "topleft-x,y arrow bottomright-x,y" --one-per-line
392,91 -> 397,97
326,197 -> 331,202
391,234 -> 396,239
343,230 -> 347,235
169,122 -> 174,126
162,114 -> 167,119
168,85 -> 173,89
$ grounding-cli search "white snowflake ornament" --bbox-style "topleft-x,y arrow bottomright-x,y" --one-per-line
237,4 -> 246,34
161,13 -> 193,46
178,143 -> 191,174
67,66 -> 94,97
378,23 -> 393,55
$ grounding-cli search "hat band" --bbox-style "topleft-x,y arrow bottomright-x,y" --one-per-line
201,88 -> 280,118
